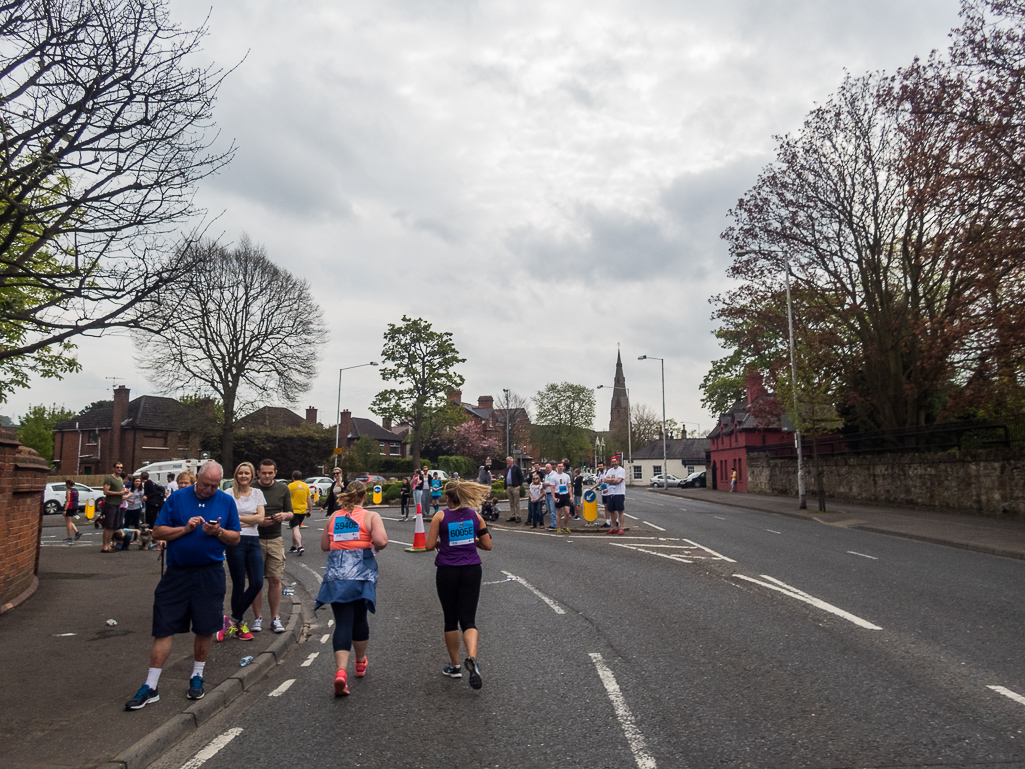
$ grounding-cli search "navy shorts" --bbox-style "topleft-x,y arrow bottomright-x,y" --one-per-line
289,513 -> 306,529
555,493 -> 572,509
606,495 -> 625,513
152,563 -> 226,638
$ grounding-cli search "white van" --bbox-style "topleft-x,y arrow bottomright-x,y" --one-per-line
133,459 -> 205,481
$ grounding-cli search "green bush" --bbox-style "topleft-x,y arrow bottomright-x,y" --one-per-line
380,457 -> 414,473
382,482 -> 401,502
438,455 -> 474,478
491,480 -> 505,493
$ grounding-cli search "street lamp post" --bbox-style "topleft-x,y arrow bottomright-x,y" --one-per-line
736,249 -> 806,509
334,362 -> 378,468
502,388 -> 511,459
638,355 -> 667,490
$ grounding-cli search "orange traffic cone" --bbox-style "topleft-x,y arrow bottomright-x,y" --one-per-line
406,502 -> 427,552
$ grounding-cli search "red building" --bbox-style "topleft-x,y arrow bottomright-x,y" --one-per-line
706,372 -> 789,492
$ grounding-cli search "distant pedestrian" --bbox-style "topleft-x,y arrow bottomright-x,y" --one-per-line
476,457 -> 492,487
218,462 -> 266,643
125,477 -> 145,530
141,472 -> 165,529
288,471 -> 312,556
317,481 -> 388,696
101,461 -> 129,552
411,470 -> 424,514
124,461 -> 240,710
430,472 -> 442,514
590,462 -> 611,528
527,473 -> 544,528
731,468 -> 737,492
572,469 -> 584,518
503,456 -> 523,523
251,459 -> 293,634
63,479 -> 81,544
400,478 -> 412,520
550,462 -> 573,533
604,455 -> 627,534
324,468 -> 344,515
165,473 -> 178,498
542,462 -> 558,529
176,471 -> 194,489
426,480 -> 492,690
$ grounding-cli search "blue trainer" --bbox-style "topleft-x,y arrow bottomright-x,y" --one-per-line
187,675 -> 205,700
125,685 -> 159,711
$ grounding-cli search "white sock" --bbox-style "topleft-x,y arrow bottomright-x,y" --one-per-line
145,667 -> 162,690
192,661 -> 206,678
605,518 -> 611,526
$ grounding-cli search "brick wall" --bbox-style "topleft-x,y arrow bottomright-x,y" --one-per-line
747,450 -> 1025,519
0,429 -> 51,608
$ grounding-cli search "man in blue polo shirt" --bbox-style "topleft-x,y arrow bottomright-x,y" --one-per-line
125,461 -> 241,710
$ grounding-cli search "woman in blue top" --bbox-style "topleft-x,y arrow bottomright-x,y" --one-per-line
425,480 -> 492,689
429,472 -> 443,513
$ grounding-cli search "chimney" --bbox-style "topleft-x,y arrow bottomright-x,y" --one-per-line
197,397 -> 215,420
477,395 -> 494,410
338,410 -> 353,444
447,389 -> 462,405
110,386 -> 130,468
306,406 -> 318,424
382,416 -> 392,430
745,370 -> 767,405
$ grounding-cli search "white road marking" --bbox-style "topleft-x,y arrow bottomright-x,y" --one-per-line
733,574 -> 882,630
612,543 -> 693,564
988,685 -> 1025,707
624,513 -> 639,520
642,521 -> 666,531
713,516 -> 726,520
328,619 -> 334,627
847,551 -> 878,560
765,529 -> 781,534
683,539 -> 737,563
297,562 -> 323,583
179,727 -> 244,769
390,539 -> 413,547
320,633 -> 330,644
501,571 -> 565,615
268,679 -> 295,697
300,652 -> 319,667
589,653 -> 657,769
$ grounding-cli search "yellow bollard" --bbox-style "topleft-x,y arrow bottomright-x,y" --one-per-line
373,485 -> 382,505
85,498 -> 96,520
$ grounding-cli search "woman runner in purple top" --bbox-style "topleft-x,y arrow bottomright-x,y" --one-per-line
425,480 -> 492,689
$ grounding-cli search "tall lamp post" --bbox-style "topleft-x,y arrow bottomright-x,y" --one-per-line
502,388 -> 511,459
334,362 -> 378,468
637,355 -> 667,489
596,383 -> 631,470
736,249 -> 806,509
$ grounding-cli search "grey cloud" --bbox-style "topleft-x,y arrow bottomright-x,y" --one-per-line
393,210 -> 463,245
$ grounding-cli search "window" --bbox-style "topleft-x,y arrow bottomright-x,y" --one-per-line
653,465 -> 662,476
86,431 -> 99,445
379,442 -> 387,454
632,466 -> 642,480
687,466 -> 695,474
390,443 -> 400,456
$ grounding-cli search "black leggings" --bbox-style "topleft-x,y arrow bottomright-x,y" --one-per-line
435,564 -> 482,632
331,600 -> 370,652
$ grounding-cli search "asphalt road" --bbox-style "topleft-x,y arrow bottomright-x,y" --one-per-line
149,492 -> 1025,769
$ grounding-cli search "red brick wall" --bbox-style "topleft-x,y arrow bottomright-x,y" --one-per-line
0,429 -> 50,607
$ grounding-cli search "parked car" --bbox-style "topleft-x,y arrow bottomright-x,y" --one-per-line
649,474 -> 682,487
353,475 -> 387,486
43,482 -> 105,515
679,471 -> 707,488
305,476 -> 334,496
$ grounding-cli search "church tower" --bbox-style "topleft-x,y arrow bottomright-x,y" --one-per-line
609,350 -> 629,436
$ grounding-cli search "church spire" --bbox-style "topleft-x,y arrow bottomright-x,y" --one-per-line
609,351 -> 629,436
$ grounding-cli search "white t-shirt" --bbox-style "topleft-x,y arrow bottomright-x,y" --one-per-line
604,466 -> 626,495
549,472 -> 571,497
165,481 -> 178,498
233,488 -> 268,536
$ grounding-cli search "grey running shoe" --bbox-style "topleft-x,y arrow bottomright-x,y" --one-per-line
464,657 -> 482,690
251,617 -> 262,632
272,616 -> 285,633
442,664 -> 462,678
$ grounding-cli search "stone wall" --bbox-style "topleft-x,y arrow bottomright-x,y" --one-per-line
747,450 -> 1025,519
0,429 -> 51,610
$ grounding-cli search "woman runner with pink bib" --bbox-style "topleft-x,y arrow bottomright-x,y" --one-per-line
425,480 -> 492,690
317,481 -> 388,696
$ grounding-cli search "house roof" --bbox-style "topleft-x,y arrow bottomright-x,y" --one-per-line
55,396 -> 209,433
631,438 -> 710,462
707,394 -> 784,439
235,406 -> 305,431
350,418 -> 402,443
457,403 -> 528,423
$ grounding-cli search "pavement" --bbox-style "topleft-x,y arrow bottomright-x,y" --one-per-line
0,517 -> 308,769
3,490 -> 1023,769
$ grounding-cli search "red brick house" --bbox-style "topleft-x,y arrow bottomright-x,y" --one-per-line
445,390 -> 534,465
52,386 -> 210,475
707,372 -> 790,492
337,410 -> 408,458
235,406 -> 320,431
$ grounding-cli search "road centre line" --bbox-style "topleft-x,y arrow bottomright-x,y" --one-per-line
765,529 -> 782,534
501,570 -> 565,615
589,653 -> 658,769
300,653 -> 319,667
268,679 -> 295,697
847,551 -> 878,560
179,727 -> 244,769
733,574 -> 882,630
642,521 -> 666,531
988,685 -> 1025,708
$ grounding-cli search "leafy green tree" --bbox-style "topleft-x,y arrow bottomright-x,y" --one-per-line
371,316 -> 466,466
532,382 -> 596,464
353,435 -> 383,473
17,404 -> 76,465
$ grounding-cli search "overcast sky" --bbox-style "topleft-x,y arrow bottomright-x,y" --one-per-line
4,0 -> 964,439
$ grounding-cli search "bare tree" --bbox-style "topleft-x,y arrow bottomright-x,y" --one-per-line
133,236 -> 327,468
0,0 -> 235,400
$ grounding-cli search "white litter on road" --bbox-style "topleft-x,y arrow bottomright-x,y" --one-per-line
179,727 -> 243,769
589,653 -> 657,769
501,571 -> 565,615
733,574 -> 882,630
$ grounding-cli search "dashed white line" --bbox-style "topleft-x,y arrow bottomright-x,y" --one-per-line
624,513 -> 639,520
501,570 -> 565,615
268,679 -> 295,697
733,574 -> 882,630
300,652 -> 319,667
390,539 -> 413,547
642,521 -> 666,531
327,619 -> 334,627
179,727 -> 244,769
847,551 -> 878,560
765,529 -> 781,534
611,543 -> 693,564
589,653 -> 657,769
320,633 -> 330,644
713,516 -> 726,520
989,685 -> 1025,707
